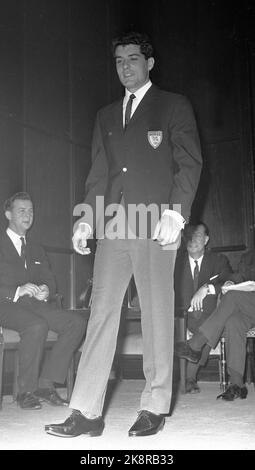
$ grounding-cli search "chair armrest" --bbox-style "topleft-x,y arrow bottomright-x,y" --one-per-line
175,307 -> 188,319
175,309 -> 188,342
50,293 -> 63,309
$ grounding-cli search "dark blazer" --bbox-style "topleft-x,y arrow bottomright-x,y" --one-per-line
174,249 -> 233,331
0,232 -> 56,302
81,85 -> 202,236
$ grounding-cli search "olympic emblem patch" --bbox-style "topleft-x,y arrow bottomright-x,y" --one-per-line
147,131 -> 163,149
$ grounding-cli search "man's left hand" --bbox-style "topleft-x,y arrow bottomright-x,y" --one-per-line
34,284 -> 50,301
190,286 -> 208,311
153,214 -> 181,246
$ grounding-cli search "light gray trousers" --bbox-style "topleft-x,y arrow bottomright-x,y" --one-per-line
70,238 -> 177,416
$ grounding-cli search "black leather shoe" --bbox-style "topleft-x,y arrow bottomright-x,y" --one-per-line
45,410 -> 104,437
34,388 -> 69,406
217,384 -> 248,401
175,342 -> 202,363
186,378 -> 200,394
128,410 -> 165,437
17,392 -> 42,410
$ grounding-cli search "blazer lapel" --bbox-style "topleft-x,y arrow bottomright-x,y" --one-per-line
186,256 -> 193,285
127,85 -> 158,129
1,232 -> 23,263
113,100 -> 124,133
108,85 -> 159,134
2,233 -> 30,270
199,254 -> 210,285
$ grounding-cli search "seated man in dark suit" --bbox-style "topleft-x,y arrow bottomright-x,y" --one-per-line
0,192 -> 85,409
174,222 -> 232,392
176,249 -> 255,400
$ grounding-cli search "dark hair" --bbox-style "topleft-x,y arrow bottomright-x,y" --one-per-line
4,192 -> 32,212
183,221 -> 210,243
112,31 -> 154,59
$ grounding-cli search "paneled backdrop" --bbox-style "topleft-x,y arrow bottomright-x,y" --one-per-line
0,0 -> 254,307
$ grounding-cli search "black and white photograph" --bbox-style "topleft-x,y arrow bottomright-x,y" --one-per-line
0,0 -> 254,455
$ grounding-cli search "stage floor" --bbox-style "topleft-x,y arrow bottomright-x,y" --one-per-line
0,380 -> 255,450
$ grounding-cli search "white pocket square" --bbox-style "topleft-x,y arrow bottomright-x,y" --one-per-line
34,261 -> 41,264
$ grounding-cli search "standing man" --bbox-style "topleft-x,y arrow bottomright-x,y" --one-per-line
46,31 -> 202,437
0,192 -> 85,410
174,222 -> 232,392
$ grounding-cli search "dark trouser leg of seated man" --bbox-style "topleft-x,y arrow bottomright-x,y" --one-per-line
185,302 -> 214,393
0,302 -> 49,410
217,311 -> 252,400
176,291 -> 255,400
186,344 -> 211,393
32,301 -> 86,407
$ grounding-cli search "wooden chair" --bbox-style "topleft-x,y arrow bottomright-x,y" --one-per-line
0,327 -> 75,409
177,311 -> 255,393
219,326 -> 255,389
245,327 -> 255,384
175,309 -> 227,393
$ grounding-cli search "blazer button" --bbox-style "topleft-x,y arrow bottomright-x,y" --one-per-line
122,167 -> 127,172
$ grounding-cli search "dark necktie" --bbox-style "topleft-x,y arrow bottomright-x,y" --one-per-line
124,93 -> 136,129
20,237 -> 26,267
193,260 -> 199,293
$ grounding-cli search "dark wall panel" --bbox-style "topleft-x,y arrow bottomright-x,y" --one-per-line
23,0 -> 71,305
0,1 -> 24,230
70,0 -> 109,305
0,0 -> 254,305
194,141 -> 246,246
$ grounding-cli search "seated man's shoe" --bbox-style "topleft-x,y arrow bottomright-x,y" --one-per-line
17,392 -> 42,410
175,341 -> 202,363
128,410 -> 165,437
217,384 -> 248,401
34,388 -> 69,406
186,378 -> 200,394
45,410 -> 104,437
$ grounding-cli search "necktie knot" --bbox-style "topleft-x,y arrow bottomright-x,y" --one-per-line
124,93 -> 136,129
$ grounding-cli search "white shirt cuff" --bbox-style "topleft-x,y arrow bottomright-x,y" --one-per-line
208,284 -> 216,295
79,222 -> 92,238
13,287 -> 20,303
162,209 -> 186,229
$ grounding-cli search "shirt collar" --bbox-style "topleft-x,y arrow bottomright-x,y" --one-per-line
188,254 -> 204,270
7,227 -> 26,246
124,80 -> 152,103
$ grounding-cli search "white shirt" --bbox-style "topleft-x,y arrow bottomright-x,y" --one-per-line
189,254 -> 203,278
188,253 -> 215,294
122,80 -> 152,126
6,228 -> 26,301
7,227 -> 25,256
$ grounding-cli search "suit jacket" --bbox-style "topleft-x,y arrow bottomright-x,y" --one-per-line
0,232 -> 56,302
174,249 -> 233,331
79,85 -> 202,237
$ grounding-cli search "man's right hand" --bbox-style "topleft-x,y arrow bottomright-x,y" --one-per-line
18,283 -> 41,298
72,223 -> 91,255
221,280 -> 235,295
